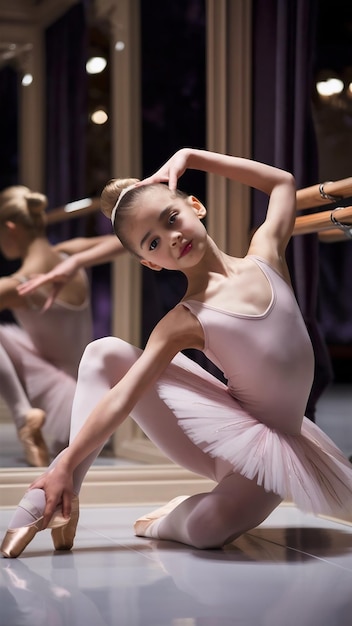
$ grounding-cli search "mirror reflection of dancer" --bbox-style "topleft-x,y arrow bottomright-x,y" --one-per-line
2,149 -> 352,558
0,186 -> 93,466
16,233 -> 125,311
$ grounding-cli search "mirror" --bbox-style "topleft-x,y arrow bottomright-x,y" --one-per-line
0,0 -> 210,477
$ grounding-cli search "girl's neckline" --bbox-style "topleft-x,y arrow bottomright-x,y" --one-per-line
181,256 -> 276,320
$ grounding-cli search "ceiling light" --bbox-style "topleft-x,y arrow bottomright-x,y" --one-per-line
86,56 -> 107,75
90,109 -> 108,125
316,77 -> 344,97
22,73 -> 33,86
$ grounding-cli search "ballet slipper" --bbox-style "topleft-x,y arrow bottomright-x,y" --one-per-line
18,409 -> 50,467
1,495 -> 79,558
134,495 -> 190,538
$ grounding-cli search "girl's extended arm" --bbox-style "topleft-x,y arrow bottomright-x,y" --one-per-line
140,147 -> 296,257
54,235 -> 122,262
17,235 -> 126,308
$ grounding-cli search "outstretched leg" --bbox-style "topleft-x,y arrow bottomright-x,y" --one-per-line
0,337 -> 49,467
135,472 -> 282,549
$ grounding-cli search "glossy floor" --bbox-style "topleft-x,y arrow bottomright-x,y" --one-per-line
1,503 -> 352,626
1,383 -> 352,625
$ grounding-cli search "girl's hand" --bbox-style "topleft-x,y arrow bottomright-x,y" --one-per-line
17,256 -> 80,311
28,459 -> 74,528
137,148 -> 192,191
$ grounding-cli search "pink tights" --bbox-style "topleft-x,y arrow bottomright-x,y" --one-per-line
9,337 -> 281,548
0,341 -> 32,431
0,325 -> 75,453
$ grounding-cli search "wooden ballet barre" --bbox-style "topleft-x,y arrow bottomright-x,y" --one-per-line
293,205 -> 352,236
318,228 -> 348,243
318,229 -> 347,243
296,177 -> 352,210
46,197 -> 101,224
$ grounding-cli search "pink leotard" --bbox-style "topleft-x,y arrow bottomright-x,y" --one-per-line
182,256 -> 314,434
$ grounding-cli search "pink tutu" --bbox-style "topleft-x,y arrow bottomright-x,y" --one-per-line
156,353 -> 352,521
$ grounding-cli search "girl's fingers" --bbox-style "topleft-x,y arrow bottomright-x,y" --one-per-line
168,173 -> 178,191
62,491 -> 73,520
40,284 -> 62,312
17,275 -> 48,295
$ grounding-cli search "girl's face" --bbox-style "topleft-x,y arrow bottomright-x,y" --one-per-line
125,186 -> 208,271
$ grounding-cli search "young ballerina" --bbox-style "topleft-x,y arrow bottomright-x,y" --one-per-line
0,185 -> 93,466
2,148 -> 352,558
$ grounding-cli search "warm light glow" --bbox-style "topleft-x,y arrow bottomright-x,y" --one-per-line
91,109 -> 108,125
22,73 -> 33,86
316,77 -> 344,96
86,56 -> 107,74
348,82 -> 352,95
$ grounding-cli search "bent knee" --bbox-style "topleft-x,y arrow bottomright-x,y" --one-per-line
81,336 -> 140,366
78,336 -> 142,383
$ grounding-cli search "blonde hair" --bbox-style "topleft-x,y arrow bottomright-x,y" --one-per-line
100,178 -> 140,220
0,185 -> 48,233
101,177 -> 146,255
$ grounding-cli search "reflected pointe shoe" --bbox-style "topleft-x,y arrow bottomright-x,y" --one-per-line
134,495 -> 190,538
18,409 -> 50,467
1,495 -> 79,558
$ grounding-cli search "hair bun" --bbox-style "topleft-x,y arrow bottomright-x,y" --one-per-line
100,177 -> 139,219
25,191 -> 48,215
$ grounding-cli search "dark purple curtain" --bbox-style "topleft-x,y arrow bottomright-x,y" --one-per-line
319,243 -> 352,347
0,66 -> 19,191
0,66 -> 20,323
45,2 -> 88,242
44,2 -> 111,338
252,0 -> 333,421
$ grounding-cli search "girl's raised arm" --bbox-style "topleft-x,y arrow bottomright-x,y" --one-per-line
141,148 -> 296,256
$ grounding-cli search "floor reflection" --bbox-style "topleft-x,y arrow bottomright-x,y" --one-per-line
1,503 -> 352,626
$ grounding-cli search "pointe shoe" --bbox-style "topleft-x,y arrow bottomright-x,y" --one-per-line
134,495 -> 190,538
1,495 -> 79,558
51,495 -> 79,551
18,409 -> 50,467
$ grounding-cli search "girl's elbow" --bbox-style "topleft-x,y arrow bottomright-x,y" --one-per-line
284,172 -> 296,190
